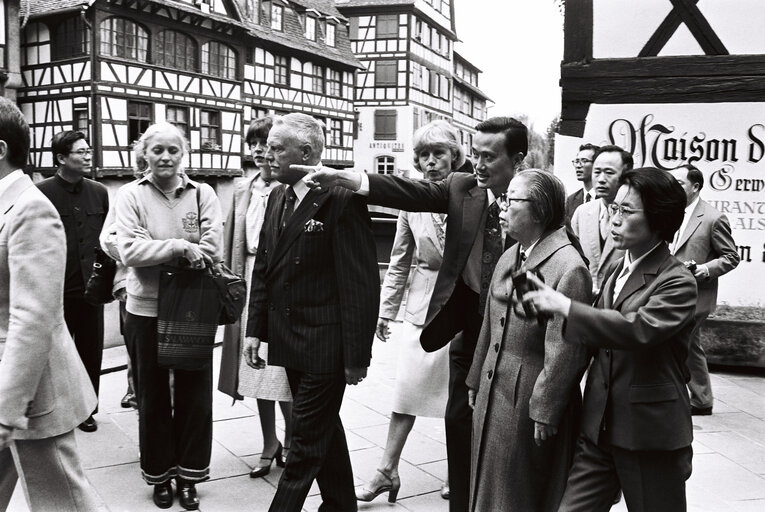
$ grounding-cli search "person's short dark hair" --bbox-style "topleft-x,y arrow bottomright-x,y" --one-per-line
594,144 -> 633,171
245,116 -> 273,146
475,116 -> 529,159
517,169 -> 566,232
619,167 -> 686,242
578,143 -> 600,153
0,98 -> 31,169
673,163 -> 704,190
51,130 -> 87,163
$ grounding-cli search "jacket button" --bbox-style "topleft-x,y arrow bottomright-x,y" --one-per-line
284,307 -> 291,316
294,257 -> 301,264
500,317 -> 505,327
605,349 -> 610,355
284,282 -> 290,290
494,343 -> 499,353
487,370 -> 493,380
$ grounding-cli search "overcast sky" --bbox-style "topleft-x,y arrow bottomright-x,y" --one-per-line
452,0 -> 564,134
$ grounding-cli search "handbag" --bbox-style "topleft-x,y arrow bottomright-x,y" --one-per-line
193,186 -> 247,325
156,266 -> 221,371
210,262 -> 247,325
84,247 -> 117,305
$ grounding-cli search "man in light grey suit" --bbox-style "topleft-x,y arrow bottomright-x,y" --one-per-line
570,145 -> 633,293
669,164 -> 740,416
0,98 -> 101,511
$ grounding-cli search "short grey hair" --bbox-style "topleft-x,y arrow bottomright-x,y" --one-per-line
515,169 -> 566,231
132,122 -> 189,173
272,113 -> 325,157
412,120 -> 466,171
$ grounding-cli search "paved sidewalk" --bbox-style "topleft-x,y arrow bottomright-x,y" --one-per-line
7,324 -> 765,511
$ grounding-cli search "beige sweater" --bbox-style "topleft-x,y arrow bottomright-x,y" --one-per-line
115,174 -> 223,317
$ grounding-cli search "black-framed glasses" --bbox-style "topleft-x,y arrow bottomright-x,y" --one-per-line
69,149 -> 93,156
571,158 -> 592,165
497,193 -> 533,210
608,203 -> 643,218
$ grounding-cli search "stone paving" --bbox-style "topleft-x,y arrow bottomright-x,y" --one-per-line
7,323 -> 765,511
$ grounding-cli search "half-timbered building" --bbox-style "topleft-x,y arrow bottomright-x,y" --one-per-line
558,0 -> 765,307
2,0 -> 21,99
452,51 -> 489,158
336,0 -> 489,177
18,0 -> 359,201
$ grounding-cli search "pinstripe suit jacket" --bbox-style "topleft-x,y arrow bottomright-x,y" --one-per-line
246,184 -> 379,373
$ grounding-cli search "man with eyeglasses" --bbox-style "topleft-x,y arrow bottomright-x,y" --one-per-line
570,145 -> 633,293
38,131 -> 109,433
302,117 -> 528,512
565,143 -> 599,224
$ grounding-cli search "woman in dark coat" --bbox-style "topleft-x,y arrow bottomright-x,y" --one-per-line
466,170 -> 592,512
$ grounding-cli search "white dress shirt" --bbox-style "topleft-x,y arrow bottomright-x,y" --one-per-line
670,196 -> 700,254
612,242 -> 663,301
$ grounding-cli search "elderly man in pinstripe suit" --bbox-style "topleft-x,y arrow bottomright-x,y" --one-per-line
244,113 -> 379,512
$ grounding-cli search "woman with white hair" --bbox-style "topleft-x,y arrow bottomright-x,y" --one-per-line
115,122 -> 223,510
357,120 -> 464,503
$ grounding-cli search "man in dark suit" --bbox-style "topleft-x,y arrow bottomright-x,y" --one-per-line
565,143 -> 599,224
669,164 -> 740,416
37,130 -> 109,433
526,168 -> 697,512
305,117 -> 528,512
244,113 -> 379,512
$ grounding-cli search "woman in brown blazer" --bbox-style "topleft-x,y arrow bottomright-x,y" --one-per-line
525,168 -> 697,512
466,170 -> 592,511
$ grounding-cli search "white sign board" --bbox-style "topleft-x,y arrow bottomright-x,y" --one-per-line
558,103 -> 762,307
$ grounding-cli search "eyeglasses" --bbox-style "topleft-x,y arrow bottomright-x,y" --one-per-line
497,193 -> 533,210
571,158 -> 592,166
608,203 -> 643,218
69,149 -> 93,156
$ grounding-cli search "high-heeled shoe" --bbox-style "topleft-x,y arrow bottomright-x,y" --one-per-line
356,468 -> 401,503
249,443 -> 285,478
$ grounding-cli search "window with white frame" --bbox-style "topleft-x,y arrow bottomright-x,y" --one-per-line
99,17 -> 148,62
271,4 -> 283,31
305,16 -> 316,40
376,156 -> 395,175
200,110 -> 221,150
326,23 -> 336,47
274,55 -> 289,86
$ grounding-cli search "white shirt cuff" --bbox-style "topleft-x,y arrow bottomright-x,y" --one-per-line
357,173 -> 370,196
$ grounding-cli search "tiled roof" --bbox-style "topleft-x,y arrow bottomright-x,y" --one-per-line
23,0 -> 93,18
335,0 -> 416,7
453,74 -> 491,102
235,0 -> 361,69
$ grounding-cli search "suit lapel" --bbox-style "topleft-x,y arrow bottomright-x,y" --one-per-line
0,174 -> 34,234
270,188 -> 331,265
460,186 -> 486,255
612,245 -> 667,310
423,212 -> 445,254
675,201 -> 704,252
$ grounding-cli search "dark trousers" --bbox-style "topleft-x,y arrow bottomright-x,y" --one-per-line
425,279 -> 482,512
558,436 -> 693,512
269,369 -> 355,512
63,296 -> 103,412
124,312 -> 212,485
687,313 -> 713,409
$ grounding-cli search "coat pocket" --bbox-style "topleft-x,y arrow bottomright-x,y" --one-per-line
628,382 -> 679,403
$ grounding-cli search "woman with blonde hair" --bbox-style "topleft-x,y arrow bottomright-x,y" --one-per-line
116,122 -> 223,510
357,120 -> 464,503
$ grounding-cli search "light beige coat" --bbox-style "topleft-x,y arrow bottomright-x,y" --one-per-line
0,175 -> 96,440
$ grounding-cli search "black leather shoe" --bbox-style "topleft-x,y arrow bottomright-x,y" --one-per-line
177,480 -> 199,510
78,415 -> 97,433
691,406 -> 713,416
152,482 -> 173,509
121,392 -> 137,409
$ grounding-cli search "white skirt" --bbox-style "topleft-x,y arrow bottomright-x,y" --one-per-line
392,320 -> 450,418
237,255 -> 292,402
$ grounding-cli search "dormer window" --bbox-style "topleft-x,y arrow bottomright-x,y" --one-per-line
271,4 -> 283,31
305,16 -> 316,41
326,23 -> 336,47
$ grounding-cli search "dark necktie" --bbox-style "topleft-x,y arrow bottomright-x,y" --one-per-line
479,201 -> 502,314
584,193 -> 592,203
280,187 -> 297,234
